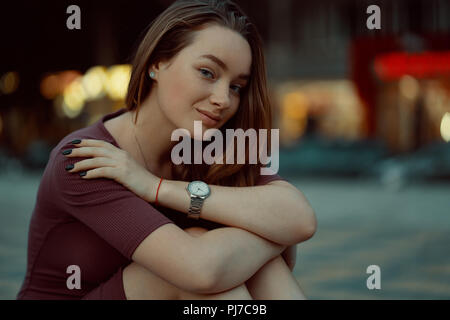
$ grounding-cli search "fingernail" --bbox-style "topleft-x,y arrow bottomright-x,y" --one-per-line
71,139 -> 82,145
62,149 -> 72,155
79,171 -> 87,177
65,164 -> 74,171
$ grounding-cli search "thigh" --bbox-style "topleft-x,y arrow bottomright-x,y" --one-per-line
123,262 -> 180,300
123,259 -> 253,300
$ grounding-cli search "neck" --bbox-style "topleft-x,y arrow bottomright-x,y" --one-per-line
129,95 -> 178,178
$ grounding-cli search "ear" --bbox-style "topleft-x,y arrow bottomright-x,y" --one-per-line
148,65 -> 157,80
152,59 -> 173,74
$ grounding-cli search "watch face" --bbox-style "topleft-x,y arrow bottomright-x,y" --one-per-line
188,181 -> 210,197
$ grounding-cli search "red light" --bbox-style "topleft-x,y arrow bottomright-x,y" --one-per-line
374,51 -> 450,80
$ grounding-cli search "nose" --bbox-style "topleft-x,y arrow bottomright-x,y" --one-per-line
209,83 -> 231,110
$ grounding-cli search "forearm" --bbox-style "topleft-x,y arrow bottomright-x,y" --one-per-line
195,226 -> 287,293
157,179 -> 316,245
246,255 -> 306,300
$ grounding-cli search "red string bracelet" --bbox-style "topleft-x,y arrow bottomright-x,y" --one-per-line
155,178 -> 163,206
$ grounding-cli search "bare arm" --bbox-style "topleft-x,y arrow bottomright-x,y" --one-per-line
65,139 -> 316,246
157,179 -> 317,245
132,223 -> 286,295
63,140 -> 295,293
197,227 -> 287,293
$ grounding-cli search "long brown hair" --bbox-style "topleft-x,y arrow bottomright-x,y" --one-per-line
125,0 -> 274,187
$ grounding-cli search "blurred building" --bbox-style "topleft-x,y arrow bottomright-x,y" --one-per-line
0,0 -> 449,171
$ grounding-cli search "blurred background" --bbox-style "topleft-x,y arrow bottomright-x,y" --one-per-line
1,0 -> 450,299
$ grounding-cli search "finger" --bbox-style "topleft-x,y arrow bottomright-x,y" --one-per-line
80,167 -> 116,180
72,139 -> 117,151
62,146 -> 111,159
65,157 -> 116,173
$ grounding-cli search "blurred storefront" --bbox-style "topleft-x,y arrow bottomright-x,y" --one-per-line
0,0 -> 449,178
374,51 -> 450,152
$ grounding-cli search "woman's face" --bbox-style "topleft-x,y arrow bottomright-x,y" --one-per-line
151,24 -> 252,139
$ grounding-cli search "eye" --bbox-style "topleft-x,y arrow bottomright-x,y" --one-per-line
231,85 -> 243,95
199,68 -> 214,79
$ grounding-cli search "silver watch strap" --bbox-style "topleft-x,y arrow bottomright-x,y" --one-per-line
188,196 -> 204,219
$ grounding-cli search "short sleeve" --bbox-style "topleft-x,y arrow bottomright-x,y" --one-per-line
49,144 -> 174,260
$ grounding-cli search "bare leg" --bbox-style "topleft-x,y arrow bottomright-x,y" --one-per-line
123,261 -> 180,300
122,227 -> 253,300
122,261 -> 252,300
123,227 -> 304,300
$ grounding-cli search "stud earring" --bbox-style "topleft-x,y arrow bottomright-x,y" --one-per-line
149,71 -> 155,79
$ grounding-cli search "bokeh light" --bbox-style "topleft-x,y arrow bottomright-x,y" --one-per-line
0,71 -> 20,94
282,92 -> 309,140
62,77 -> 86,118
81,66 -> 108,101
399,75 -> 420,100
40,71 -> 81,100
440,112 -> 450,142
105,65 -> 131,100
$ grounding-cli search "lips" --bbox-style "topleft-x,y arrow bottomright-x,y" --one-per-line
197,109 -> 222,121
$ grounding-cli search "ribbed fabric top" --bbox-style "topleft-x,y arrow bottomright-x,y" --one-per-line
16,108 -> 285,299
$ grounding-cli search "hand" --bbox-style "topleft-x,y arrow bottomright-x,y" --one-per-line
281,244 -> 297,272
62,139 -> 160,203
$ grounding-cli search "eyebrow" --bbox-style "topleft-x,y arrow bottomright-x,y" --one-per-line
199,54 -> 250,81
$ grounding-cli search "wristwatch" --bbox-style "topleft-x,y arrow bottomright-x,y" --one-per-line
186,181 -> 211,219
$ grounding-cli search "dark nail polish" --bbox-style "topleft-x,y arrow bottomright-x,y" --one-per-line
62,149 -> 72,155
71,139 -> 82,145
79,171 -> 87,177
65,164 -> 74,171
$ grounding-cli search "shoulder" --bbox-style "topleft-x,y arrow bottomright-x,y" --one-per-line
44,123 -> 120,200
50,121 -> 109,159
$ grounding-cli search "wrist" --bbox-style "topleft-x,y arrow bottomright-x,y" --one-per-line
154,177 -> 164,205
145,173 -> 161,204
156,179 -> 190,212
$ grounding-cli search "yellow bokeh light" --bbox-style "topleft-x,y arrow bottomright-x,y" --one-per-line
82,66 -> 108,100
399,75 -> 420,100
105,65 -> 131,100
0,71 -> 20,94
63,77 -> 87,118
281,92 -> 309,140
282,92 -> 309,120
440,112 -> 450,142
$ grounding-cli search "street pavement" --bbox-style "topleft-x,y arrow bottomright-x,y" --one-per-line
1,169 -> 449,299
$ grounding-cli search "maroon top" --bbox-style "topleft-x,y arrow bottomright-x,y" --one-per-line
17,108 -> 285,300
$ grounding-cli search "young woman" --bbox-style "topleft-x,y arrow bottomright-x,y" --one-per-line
17,0 -> 316,300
